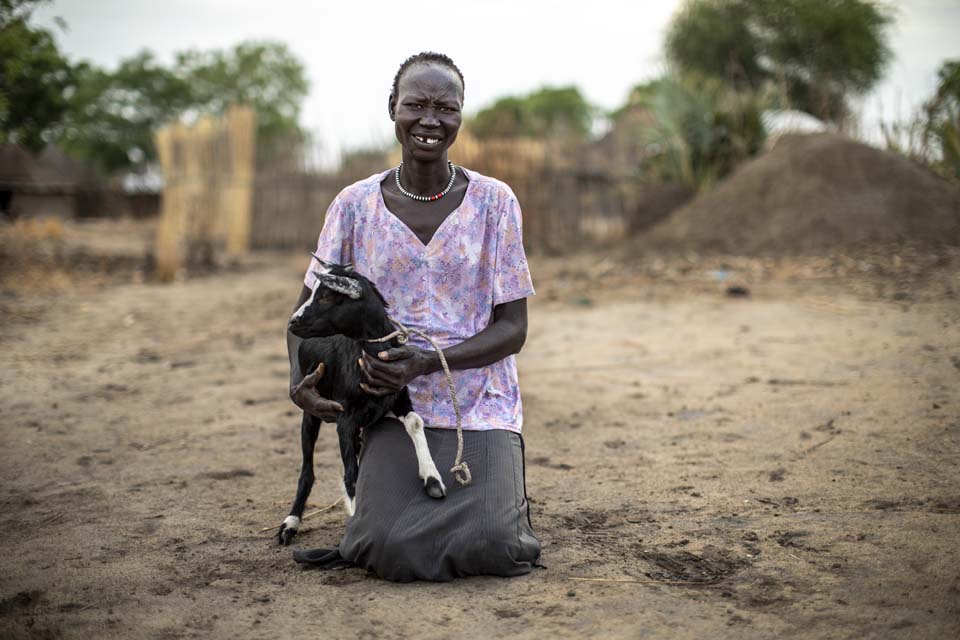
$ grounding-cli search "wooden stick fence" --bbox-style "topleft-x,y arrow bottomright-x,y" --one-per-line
155,116 -> 644,264
154,106 -> 256,281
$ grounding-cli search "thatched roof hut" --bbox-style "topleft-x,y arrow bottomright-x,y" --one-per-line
0,145 -> 105,219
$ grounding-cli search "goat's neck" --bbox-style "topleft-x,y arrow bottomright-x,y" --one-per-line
357,312 -> 395,341
358,313 -> 401,355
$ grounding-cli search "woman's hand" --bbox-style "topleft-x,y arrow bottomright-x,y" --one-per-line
358,346 -> 438,396
290,363 -> 344,421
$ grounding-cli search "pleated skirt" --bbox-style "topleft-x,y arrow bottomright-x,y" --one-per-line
293,418 -> 541,582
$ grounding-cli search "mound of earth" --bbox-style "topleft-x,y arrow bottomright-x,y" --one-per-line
643,133 -> 960,254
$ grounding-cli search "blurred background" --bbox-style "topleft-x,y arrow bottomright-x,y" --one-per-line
2,2 -> 960,637
1,0 -> 958,270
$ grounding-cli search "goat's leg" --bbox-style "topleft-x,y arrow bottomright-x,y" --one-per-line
394,388 -> 445,498
277,412 -> 321,546
401,411 -> 446,498
337,418 -> 362,517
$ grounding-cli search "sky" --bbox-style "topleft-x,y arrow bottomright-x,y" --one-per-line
34,0 -> 960,163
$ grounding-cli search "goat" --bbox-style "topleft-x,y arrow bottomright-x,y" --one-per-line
277,259 -> 445,545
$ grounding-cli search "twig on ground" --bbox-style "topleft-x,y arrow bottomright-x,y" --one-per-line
257,496 -> 344,533
570,576 -> 723,586
804,435 -> 837,454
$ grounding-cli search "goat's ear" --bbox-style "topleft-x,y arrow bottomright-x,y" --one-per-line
317,274 -> 362,300
310,252 -> 334,272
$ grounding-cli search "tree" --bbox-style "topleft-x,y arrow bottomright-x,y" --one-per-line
665,0 -> 892,123
58,52 -> 193,173
0,0 -> 73,151
59,40 -> 309,173
173,41 -> 308,145
470,86 -> 593,140
921,60 -> 960,180
622,74 -> 765,188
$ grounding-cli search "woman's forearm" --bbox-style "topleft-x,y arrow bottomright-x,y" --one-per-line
286,284 -> 345,420
354,298 -> 530,396
287,328 -> 305,392
287,285 -> 311,391
421,298 -> 528,374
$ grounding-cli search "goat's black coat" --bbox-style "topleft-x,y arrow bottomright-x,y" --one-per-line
279,263 -> 413,545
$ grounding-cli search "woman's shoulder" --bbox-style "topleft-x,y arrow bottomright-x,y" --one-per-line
333,169 -> 392,206
460,167 -> 519,205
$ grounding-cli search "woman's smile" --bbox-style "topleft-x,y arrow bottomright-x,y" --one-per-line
412,134 -> 442,146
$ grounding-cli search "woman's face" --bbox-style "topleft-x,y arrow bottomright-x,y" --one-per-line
390,63 -> 463,163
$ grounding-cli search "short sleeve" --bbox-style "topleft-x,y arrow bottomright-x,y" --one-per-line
303,195 -> 353,289
493,191 -> 535,305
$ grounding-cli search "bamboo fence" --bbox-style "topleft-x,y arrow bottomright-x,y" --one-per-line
155,116 -> 642,265
154,106 -> 256,281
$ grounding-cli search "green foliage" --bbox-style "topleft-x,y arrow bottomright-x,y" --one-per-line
58,52 -> 193,173
666,0 -> 893,123
0,0 -> 48,26
623,74 -> 766,189
0,0 -> 73,151
173,41 -> 308,146
921,60 -> 960,180
1,7 -> 309,175
881,60 -> 960,181
59,40 -> 309,173
470,86 -> 593,140
664,1 -> 764,91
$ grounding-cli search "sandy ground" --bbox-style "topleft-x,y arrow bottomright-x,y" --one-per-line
1,224 -> 959,639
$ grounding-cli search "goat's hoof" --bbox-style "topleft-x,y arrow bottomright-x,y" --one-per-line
277,516 -> 300,546
425,476 -> 446,499
278,526 -> 296,546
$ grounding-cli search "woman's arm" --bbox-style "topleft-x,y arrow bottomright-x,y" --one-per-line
358,297 -> 527,396
288,284 -> 344,420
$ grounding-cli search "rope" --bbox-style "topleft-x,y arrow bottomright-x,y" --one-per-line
365,328 -> 408,345
370,317 -> 472,486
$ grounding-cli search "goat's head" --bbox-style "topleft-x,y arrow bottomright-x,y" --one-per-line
288,257 -> 390,340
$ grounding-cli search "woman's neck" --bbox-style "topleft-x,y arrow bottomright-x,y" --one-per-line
398,153 -> 452,196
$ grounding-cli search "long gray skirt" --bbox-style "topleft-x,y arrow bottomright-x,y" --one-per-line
293,418 -> 541,582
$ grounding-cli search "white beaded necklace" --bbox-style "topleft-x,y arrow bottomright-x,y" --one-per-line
395,161 -> 457,202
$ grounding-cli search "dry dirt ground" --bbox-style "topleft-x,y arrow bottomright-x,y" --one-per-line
1,224 -> 959,639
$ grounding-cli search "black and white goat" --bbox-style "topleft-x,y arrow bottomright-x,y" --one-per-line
277,260 -> 445,545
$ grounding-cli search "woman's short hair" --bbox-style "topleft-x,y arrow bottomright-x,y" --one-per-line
391,52 -> 465,101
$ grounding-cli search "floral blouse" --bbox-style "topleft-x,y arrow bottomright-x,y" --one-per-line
304,167 -> 535,432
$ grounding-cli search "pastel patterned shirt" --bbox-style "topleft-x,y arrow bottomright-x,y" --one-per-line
304,168 -> 535,433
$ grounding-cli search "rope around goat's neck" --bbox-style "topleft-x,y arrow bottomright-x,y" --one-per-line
367,318 -> 472,486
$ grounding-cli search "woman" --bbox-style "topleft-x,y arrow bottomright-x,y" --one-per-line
287,52 -> 540,582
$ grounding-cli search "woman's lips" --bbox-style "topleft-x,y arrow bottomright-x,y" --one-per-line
413,134 -> 441,145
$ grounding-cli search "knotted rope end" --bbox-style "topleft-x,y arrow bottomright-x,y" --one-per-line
451,462 -> 472,486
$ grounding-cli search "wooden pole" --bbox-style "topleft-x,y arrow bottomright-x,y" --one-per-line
226,106 -> 256,257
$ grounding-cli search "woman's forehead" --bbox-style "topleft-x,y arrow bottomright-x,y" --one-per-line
397,63 -> 463,98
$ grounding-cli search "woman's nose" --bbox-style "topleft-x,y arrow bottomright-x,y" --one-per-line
419,111 -> 440,127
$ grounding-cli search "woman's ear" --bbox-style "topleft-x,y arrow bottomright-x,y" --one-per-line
387,93 -> 397,121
